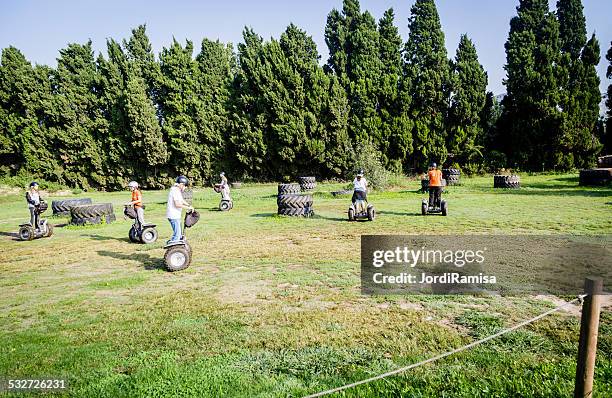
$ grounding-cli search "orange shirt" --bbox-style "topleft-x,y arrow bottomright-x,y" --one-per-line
428,169 -> 442,187
131,190 -> 143,208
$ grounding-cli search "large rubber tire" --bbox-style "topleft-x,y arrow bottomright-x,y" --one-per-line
441,200 -> 448,216
579,169 -> 612,186
18,225 -> 34,241
278,183 -> 301,195
182,189 -> 193,205
298,177 -> 317,191
494,175 -> 521,189
52,198 -> 92,216
165,245 -> 191,272
140,227 -> 158,244
597,156 -> 612,168
331,189 -> 352,197
443,169 -> 460,186
277,207 -> 311,216
71,203 -> 114,218
45,223 -> 54,237
367,206 -> 375,221
219,200 -> 232,211
129,226 -> 139,243
277,194 -> 313,208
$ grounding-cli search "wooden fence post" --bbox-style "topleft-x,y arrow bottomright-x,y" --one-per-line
574,277 -> 603,398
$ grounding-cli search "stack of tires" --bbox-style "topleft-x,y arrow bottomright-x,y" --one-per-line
579,168 -> 612,186
51,198 -> 92,216
494,174 -> 521,189
277,183 -> 314,217
298,176 -> 316,191
70,203 -> 116,225
442,168 -> 460,185
597,155 -> 612,168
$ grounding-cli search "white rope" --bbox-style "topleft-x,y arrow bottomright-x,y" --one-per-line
304,295 -> 585,398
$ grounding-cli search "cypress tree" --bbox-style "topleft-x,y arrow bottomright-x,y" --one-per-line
378,8 -> 412,171
556,0 -> 602,168
498,0 -> 561,169
448,34 -> 488,165
403,0 -> 450,168
605,41 -> 612,153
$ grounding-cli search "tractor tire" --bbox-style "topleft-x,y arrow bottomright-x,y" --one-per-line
51,198 -> 92,216
164,245 -> 191,272
278,183 -> 301,195
597,155 -> 612,168
182,189 -> 193,205
277,207 -> 311,217
443,169 -> 460,185
441,200 -> 448,216
579,168 -> 612,186
140,227 -> 158,244
129,226 -> 139,243
18,225 -> 35,241
71,203 -> 114,218
298,176 -> 317,191
494,175 -> 521,189
331,189 -> 352,197
277,194 -> 313,208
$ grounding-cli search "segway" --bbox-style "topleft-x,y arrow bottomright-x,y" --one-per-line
124,205 -> 158,244
348,191 -> 375,221
213,184 -> 233,211
164,209 -> 199,272
421,185 -> 448,216
18,201 -> 53,240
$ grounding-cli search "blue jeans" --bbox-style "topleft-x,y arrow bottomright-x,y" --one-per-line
168,218 -> 181,242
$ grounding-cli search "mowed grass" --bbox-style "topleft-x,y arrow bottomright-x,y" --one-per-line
0,173 -> 610,397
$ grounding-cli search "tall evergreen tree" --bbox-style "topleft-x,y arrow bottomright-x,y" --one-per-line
377,8 -> 412,171
556,0 -> 601,168
497,0 -> 561,169
448,34 -> 488,165
605,41 -> 612,153
324,0 -> 382,148
403,0 -> 450,168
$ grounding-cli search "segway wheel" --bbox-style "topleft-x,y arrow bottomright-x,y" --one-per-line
18,225 -> 35,241
219,200 -> 231,211
128,226 -> 139,243
348,208 -> 355,221
45,223 -> 54,237
164,245 -> 191,272
367,206 -> 376,221
421,201 -> 428,216
441,200 -> 448,216
140,227 -> 158,244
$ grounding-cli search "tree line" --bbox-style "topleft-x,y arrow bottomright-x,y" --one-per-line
0,0 -> 610,189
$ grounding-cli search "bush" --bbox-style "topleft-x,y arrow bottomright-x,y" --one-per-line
349,142 -> 392,190
0,174 -> 70,192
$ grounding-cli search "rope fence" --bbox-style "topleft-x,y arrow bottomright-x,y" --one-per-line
304,295 -> 586,398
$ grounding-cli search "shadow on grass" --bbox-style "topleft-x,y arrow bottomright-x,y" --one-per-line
250,213 -> 278,218
310,214 -> 346,222
85,234 -> 129,242
0,231 -> 20,240
499,187 -> 611,197
97,250 -> 164,270
378,210 -> 422,217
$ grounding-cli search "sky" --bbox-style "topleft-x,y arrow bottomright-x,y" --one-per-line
0,0 -> 610,98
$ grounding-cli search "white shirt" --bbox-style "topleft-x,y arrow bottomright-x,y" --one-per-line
27,191 -> 40,208
353,177 -> 367,192
166,185 -> 184,219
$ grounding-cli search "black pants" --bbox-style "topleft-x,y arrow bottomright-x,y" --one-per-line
428,187 -> 442,207
352,190 -> 367,203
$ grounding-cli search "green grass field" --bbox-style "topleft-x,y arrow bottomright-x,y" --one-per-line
1,174 -> 611,397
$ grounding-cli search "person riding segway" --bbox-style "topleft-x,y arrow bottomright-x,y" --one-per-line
348,170 -> 375,221
213,172 -> 233,211
422,162 -> 448,216
164,176 -> 197,271
124,181 -> 158,244
19,182 -> 53,240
